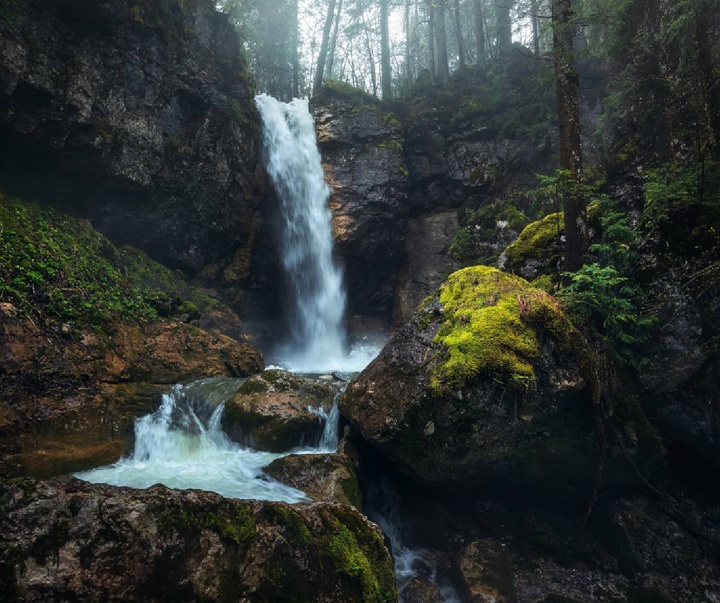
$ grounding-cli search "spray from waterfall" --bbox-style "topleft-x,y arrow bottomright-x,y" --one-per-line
256,94 -> 347,372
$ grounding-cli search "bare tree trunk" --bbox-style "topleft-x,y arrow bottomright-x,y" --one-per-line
313,0 -> 337,94
291,0 -> 299,97
381,0 -> 392,99
435,2 -> 449,81
496,0 -> 513,56
405,0 -> 413,88
530,0 -> 541,62
362,10 -> 378,96
428,0 -> 436,79
474,0 -> 485,70
552,0 -> 587,272
327,0 -> 343,79
453,0 -> 466,68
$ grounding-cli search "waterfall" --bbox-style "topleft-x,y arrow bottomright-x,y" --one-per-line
256,94 -> 347,372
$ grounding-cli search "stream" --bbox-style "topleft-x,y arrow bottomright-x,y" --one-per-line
76,93 -> 457,601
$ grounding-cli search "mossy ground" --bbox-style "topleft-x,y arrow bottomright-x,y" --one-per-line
430,266 -> 578,393
0,194 -> 219,329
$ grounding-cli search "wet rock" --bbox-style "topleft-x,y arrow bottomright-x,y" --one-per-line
0,476 -> 398,603
458,540 -> 517,602
0,308 -> 263,477
221,369 -> 336,452
313,84 -> 408,324
401,577 -> 443,603
341,266 -> 665,499
264,443 -> 362,509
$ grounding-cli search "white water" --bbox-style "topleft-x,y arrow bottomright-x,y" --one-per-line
75,377 -> 341,503
256,94 -> 381,373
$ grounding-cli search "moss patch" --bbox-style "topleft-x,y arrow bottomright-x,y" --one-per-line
0,195 -> 157,326
0,195 -> 223,328
326,522 -> 397,603
430,266 -> 577,393
504,212 -> 564,274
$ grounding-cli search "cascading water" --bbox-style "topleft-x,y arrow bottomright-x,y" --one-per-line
256,94 -> 379,373
75,377 -> 340,503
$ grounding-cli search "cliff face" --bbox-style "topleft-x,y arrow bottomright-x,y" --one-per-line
0,0 -> 264,307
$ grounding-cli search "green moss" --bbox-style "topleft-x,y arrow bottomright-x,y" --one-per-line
158,504 -> 257,547
504,212 -> 564,273
0,195 -> 158,326
326,523 -> 396,603
429,266 -> 578,393
318,79 -> 379,106
339,474 -> 362,510
268,504 -> 312,546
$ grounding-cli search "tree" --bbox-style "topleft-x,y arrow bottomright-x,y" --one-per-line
552,0 -> 587,272
435,1 -> 449,81
474,0 -> 486,70
314,0 -> 338,93
380,0 -> 392,99
453,0 -> 466,68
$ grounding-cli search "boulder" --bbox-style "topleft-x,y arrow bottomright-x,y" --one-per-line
0,476 -> 398,603
341,266 -> 665,500
222,369 -> 337,452
264,440 -> 362,509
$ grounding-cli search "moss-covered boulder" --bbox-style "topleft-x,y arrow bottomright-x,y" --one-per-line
264,440 -> 362,509
0,476 -> 398,603
503,212 -> 564,281
222,369 -> 337,452
341,266 -> 664,499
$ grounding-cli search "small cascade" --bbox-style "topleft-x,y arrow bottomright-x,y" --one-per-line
307,390 -> 342,453
366,479 -> 462,603
75,378 -> 309,503
256,94 -> 347,372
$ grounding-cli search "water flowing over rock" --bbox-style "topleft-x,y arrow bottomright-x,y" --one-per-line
256,94 -> 347,371
0,305 -> 263,478
0,476 -> 398,603
221,369 -> 338,453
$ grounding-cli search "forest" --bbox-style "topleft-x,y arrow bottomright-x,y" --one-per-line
1,0 -> 720,601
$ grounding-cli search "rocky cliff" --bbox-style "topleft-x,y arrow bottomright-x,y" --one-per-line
0,0 -> 264,312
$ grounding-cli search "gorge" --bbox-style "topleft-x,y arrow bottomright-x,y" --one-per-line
2,0 -> 720,602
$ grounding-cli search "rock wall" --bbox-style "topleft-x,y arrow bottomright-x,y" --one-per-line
0,0 -> 264,311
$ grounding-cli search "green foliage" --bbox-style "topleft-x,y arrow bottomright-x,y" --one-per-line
558,196 -> 656,368
0,0 -> 17,24
0,195 -> 219,328
450,199 -> 529,267
0,196 -> 158,326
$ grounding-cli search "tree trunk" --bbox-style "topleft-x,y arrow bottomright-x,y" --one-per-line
291,0 -> 299,97
474,0 -> 485,70
454,0 -> 466,68
435,2 -> 449,81
552,0 -> 587,272
381,0 -> 392,99
530,0 -> 541,62
327,0 -> 343,80
428,0 -> 436,79
496,0 -> 513,56
405,0 -> 413,89
313,0 -> 337,94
